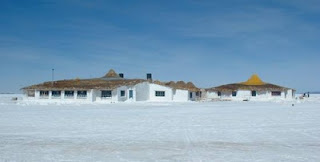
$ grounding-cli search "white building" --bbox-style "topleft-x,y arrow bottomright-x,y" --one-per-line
22,69 -> 200,103
204,74 -> 295,101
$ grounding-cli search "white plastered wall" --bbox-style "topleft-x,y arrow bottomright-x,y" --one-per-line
173,89 -> 189,102
148,83 -> 173,102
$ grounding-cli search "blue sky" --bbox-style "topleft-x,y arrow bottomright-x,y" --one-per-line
0,0 -> 319,93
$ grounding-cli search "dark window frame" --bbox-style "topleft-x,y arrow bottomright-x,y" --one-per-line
155,91 -> 165,97
40,91 -> 49,96
77,91 -> 87,98
52,91 -> 61,97
65,91 -> 74,97
101,90 -> 112,98
271,91 -> 281,96
232,91 -> 237,97
120,90 -> 126,97
252,91 -> 257,97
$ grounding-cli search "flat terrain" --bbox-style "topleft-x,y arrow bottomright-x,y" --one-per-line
1,95 -> 320,161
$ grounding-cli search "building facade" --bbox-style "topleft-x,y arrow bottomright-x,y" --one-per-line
22,69 -> 200,103
204,74 -> 295,101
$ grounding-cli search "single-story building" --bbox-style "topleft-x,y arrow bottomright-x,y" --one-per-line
22,69 -> 200,103
204,74 -> 295,101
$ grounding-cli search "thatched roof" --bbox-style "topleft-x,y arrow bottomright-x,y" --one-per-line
154,80 -> 200,92
22,79 -> 146,90
102,69 -> 121,78
241,74 -> 265,85
23,69 -> 142,90
208,83 -> 290,92
22,69 -> 200,91
207,74 -> 292,92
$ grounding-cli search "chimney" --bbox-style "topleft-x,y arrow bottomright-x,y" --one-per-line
147,73 -> 152,80
119,73 -> 124,78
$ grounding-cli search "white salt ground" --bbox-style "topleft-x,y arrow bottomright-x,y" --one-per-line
0,94 -> 320,161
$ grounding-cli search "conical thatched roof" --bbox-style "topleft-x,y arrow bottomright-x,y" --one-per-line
103,69 -> 120,78
241,74 -> 265,85
206,74 -> 292,92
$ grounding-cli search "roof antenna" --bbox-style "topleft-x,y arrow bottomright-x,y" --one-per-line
52,68 -> 54,86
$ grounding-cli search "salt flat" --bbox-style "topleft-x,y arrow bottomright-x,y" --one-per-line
0,95 -> 320,161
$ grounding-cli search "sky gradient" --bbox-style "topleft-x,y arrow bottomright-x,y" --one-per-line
1,0 -> 319,93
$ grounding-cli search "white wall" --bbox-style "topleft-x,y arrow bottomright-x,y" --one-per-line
136,82 -> 193,102
173,89 -> 189,102
148,83 -> 173,102
117,85 -> 136,102
135,82 -> 150,101
205,91 -> 220,99
215,90 -> 290,101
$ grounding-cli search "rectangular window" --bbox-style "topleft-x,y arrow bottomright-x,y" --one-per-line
232,91 -> 237,97
52,91 -> 61,97
27,90 -> 35,97
272,91 -> 281,96
101,90 -> 112,98
65,91 -> 74,98
120,90 -> 125,97
77,91 -> 87,98
155,91 -> 165,97
190,92 -> 193,98
252,91 -> 257,97
40,91 -> 49,98
218,91 -> 221,96
129,90 -> 133,98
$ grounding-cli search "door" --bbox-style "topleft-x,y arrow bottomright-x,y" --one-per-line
129,90 -> 133,99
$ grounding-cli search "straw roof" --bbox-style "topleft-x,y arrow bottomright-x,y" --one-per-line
241,74 -> 265,85
207,74 -> 292,92
102,69 -> 120,78
22,79 -> 146,90
154,80 -> 200,92
22,69 -> 200,91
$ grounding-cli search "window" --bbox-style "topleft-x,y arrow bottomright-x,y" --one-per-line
129,90 -> 133,98
218,91 -> 221,96
65,91 -> 74,98
272,91 -> 281,96
52,91 -> 61,97
27,90 -> 35,97
232,91 -> 237,97
252,91 -> 257,97
120,90 -> 125,97
77,91 -> 87,98
155,91 -> 165,97
101,90 -> 112,98
40,91 -> 49,97
190,92 -> 193,98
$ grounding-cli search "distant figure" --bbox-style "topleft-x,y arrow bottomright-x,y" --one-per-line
303,93 -> 306,97
307,92 -> 310,98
